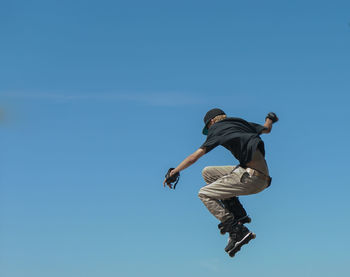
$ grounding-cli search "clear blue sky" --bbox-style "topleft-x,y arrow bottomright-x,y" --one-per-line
1,1 -> 350,276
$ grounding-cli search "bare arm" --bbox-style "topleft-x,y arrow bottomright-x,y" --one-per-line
262,112 -> 279,134
261,118 -> 273,134
163,148 -> 206,188
173,148 -> 206,173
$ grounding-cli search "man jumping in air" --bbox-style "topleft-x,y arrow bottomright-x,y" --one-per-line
163,108 -> 278,257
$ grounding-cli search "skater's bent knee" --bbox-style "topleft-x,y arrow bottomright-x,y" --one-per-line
202,166 -> 214,183
201,167 -> 210,178
198,187 -> 209,200
198,189 -> 205,199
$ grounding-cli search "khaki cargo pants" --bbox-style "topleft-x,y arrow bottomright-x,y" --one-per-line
198,165 -> 269,223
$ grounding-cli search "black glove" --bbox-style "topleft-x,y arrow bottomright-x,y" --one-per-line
164,168 -> 180,189
266,112 -> 279,123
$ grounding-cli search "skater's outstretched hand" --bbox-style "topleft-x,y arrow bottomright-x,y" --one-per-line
163,148 -> 205,189
163,168 -> 180,189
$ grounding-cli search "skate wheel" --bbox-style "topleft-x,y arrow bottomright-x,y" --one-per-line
220,230 -> 226,235
229,246 -> 241,257
229,250 -> 236,257
251,233 -> 256,239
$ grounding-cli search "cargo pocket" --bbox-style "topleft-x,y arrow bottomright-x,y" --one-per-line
240,172 -> 267,194
240,172 -> 252,184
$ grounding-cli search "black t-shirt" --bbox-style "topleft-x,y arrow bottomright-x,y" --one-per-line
200,117 -> 267,166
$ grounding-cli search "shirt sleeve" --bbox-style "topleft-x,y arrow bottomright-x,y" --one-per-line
249,122 -> 268,134
200,133 -> 219,153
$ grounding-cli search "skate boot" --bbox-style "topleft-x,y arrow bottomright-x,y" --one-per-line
218,215 -> 251,235
218,218 -> 236,235
225,223 -> 256,258
237,215 -> 251,224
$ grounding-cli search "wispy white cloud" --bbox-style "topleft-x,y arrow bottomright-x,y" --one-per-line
198,258 -> 222,272
0,91 -> 208,107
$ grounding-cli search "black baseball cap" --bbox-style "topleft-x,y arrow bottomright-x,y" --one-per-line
202,108 -> 226,135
